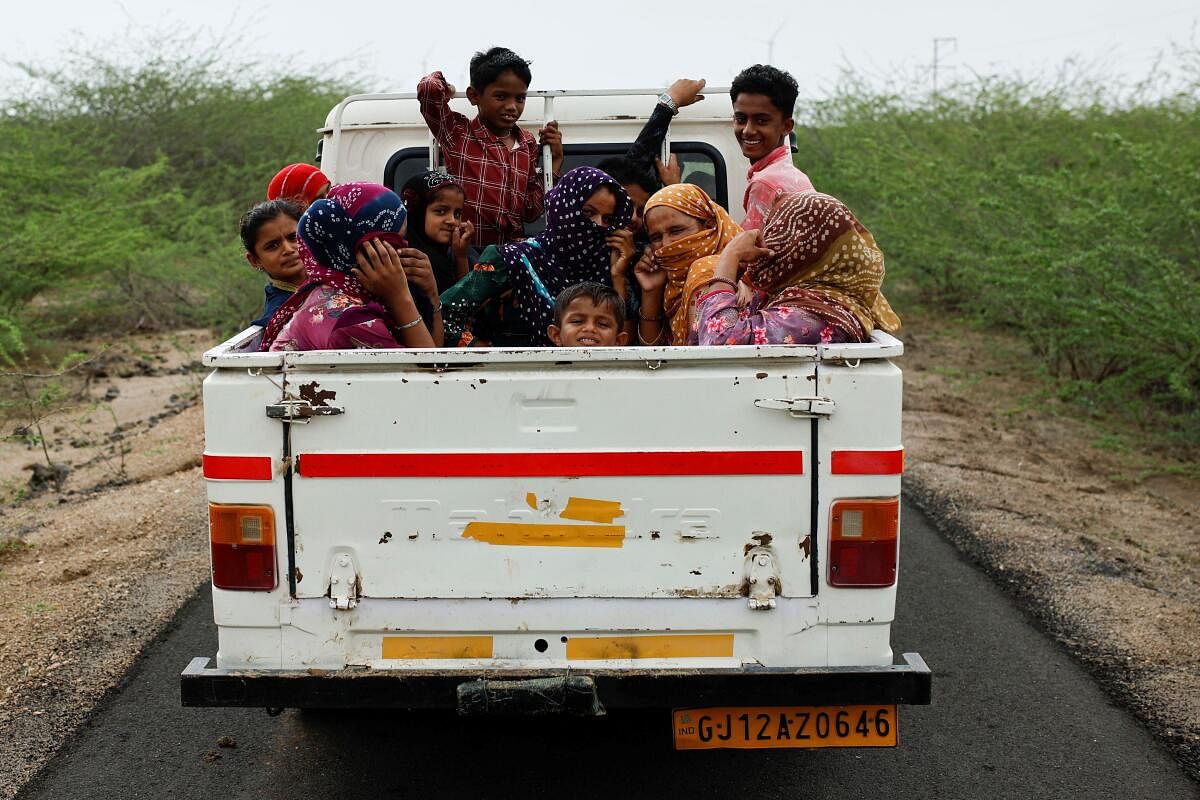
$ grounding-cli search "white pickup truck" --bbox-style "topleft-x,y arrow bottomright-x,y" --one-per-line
182,89 -> 929,751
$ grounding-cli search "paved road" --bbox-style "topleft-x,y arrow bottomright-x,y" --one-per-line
17,502 -> 1198,799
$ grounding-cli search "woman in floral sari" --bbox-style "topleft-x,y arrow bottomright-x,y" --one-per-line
259,182 -> 439,351
693,192 -> 900,345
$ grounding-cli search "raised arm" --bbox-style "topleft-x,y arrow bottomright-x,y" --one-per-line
626,79 -> 706,179
417,71 -> 468,149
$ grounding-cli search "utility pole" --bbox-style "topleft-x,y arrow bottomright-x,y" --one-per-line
931,37 -> 957,97
767,19 -> 787,64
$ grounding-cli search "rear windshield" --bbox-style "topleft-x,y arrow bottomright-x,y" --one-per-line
384,141 -> 729,228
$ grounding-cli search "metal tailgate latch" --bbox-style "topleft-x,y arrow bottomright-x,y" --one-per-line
327,550 -> 361,610
753,396 -> 835,418
744,545 -> 780,610
265,400 -> 344,423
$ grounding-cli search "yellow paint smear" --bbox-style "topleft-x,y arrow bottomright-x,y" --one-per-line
382,635 -> 493,659
566,633 -> 735,661
559,497 -> 625,524
463,521 -> 625,547
525,492 -> 538,509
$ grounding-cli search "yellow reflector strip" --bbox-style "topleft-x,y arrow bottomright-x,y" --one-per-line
381,636 -> 493,660
567,634 -> 734,661
462,522 -> 625,547
559,497 -> 625,524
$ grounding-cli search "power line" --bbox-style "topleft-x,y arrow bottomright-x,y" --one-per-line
932,37 -> 957,96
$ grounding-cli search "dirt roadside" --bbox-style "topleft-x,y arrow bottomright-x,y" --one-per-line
0,321 -> 1196,797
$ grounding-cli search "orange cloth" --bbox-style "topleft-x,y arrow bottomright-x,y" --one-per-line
643,184 -> 742,343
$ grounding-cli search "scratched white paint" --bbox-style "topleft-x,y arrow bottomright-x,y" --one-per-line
200,97 -> 905,672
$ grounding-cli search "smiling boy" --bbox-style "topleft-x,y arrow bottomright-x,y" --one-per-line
547,282 -> 629,347
730,64 -> 815,230
418,47 -> 564,248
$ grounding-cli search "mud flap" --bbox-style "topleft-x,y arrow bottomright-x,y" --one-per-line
456,675 -> 605,717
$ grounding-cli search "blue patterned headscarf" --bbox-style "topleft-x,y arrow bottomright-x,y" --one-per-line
259,181 -> 429,351
501,166 -> 633,344
298,182 -> 408,274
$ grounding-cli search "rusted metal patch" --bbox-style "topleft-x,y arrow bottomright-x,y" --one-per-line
298,381 -> 336,407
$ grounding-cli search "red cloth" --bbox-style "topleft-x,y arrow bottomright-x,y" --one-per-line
267,164 -> 330,207
417,71 -> 544,247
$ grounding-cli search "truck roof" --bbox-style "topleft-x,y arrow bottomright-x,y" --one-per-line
319,88 -> 735,133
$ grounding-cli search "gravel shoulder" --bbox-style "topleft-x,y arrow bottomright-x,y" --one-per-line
900,315 -> 1199,780
0,322 -> 1196,797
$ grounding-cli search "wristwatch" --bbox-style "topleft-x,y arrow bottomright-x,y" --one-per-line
657,93 -> 679,115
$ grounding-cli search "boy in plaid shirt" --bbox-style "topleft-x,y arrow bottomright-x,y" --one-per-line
418,47 -> 564,248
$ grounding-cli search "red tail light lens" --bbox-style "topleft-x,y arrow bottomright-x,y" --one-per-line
210,503 -> 277,590
828,498 -> 899,588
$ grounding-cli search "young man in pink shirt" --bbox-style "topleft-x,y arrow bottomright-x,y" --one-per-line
730,64 -> 815,230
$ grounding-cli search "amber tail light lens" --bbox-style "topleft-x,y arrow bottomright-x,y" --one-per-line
828,498 -> 899,588
209,503 -> 277,590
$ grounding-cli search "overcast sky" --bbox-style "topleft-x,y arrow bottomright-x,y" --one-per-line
3,0 -> 1197,99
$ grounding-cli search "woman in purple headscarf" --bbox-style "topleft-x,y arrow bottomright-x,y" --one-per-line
440,166 -> 634,346
259,182 -> 439,351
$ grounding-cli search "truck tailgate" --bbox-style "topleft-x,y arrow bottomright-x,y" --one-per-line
281,349 -> 819,601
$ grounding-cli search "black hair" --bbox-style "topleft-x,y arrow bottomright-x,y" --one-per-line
596,156 -> 659,196
469,47 -> 532,91
239,199 -> 302,254
730,64 -> 799,117
553,282 -> 626,329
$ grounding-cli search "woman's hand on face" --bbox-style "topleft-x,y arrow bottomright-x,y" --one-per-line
451,221 -> 474,258
715,230 -> 772,281
607,230 -> 635,275
633,250 -> 667,293
730,229 -> 773,266
353,239 -> 410,301
397,248 -> 438,298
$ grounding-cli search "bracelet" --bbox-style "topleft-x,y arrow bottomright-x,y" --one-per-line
396,317 -> 424,331
431,303 -> 442,315
705,277 -> 738,291
638,312 -> 664,322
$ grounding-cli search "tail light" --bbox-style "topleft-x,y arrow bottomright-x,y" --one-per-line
209,503 -> 277,590
828,498 -> 899,588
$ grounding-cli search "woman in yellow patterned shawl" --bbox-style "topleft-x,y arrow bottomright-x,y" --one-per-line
692,192 -> 900,345
635,184 -> 741,344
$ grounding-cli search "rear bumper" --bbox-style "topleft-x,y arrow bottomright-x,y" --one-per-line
181,652 -> 931,712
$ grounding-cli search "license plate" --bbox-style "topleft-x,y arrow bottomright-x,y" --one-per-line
672,705 -> 898,750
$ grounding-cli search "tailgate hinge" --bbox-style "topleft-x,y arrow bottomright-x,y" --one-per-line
744,545 -> 780,610
753,396 -> 835,418
327,550 -> 361,611
266,400 -> 344,423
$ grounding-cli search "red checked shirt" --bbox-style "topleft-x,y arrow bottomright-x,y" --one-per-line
418,71 -> 545,247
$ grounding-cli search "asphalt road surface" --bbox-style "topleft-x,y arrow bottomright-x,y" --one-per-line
17,502 -> 1199,799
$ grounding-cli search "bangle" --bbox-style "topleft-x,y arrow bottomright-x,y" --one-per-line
638,312 -> 664,322
396,317 -> 424,331
431,303 -> 442,315
705,277 -> 738,291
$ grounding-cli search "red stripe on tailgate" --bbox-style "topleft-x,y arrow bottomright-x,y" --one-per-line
203,454 -> 274,481
830,449 -> 905,475
298,450 -> 804,478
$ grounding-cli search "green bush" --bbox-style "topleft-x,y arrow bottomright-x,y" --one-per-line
797,65 -> 1200,440
1,38 -> 358,343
